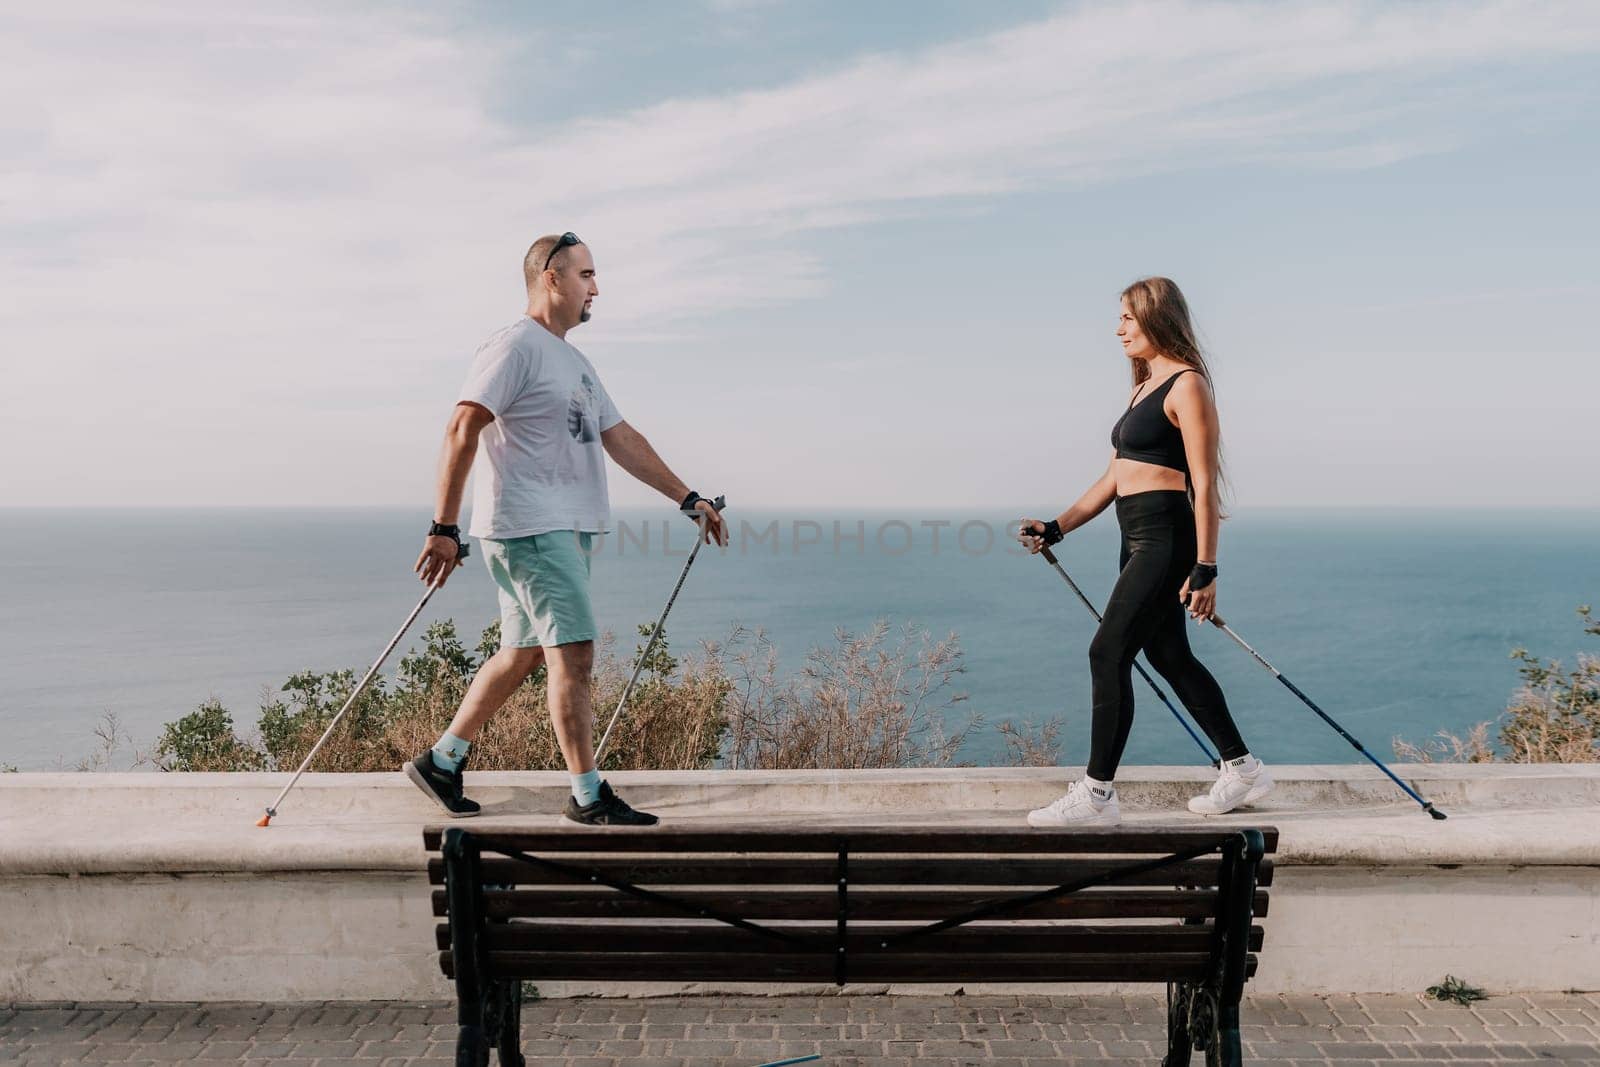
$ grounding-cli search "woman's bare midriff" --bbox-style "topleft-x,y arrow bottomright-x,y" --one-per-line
1113,456 -> 1188,498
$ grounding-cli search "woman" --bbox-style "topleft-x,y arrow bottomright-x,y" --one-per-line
1018,277 -> 1270,826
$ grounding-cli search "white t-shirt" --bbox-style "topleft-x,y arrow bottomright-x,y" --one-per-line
457,317 -> 623,539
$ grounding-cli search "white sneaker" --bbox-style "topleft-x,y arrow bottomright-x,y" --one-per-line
1188,756 -> 1274,815
1027,780 -> 1122,827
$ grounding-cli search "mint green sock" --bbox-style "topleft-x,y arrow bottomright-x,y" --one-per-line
431,732 -> 471,773
570,769 -> 601,806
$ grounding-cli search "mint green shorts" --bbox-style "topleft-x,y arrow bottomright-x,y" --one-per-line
480,531 -> 597,648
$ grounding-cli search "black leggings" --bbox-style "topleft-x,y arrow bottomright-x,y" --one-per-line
1086,490 -> 1249,781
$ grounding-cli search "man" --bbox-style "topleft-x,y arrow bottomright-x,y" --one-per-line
406,231 -> 727,825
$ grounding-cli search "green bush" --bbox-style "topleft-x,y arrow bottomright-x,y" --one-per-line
155,700 -> 266,772
141,617 -> 985,772
146,618 -> 734,773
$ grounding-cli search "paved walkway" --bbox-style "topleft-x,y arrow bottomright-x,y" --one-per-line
3,993 -> 1598,1065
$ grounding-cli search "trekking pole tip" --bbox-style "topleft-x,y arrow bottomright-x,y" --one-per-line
1426,804 -> 1447,820
256,810 -> 273,828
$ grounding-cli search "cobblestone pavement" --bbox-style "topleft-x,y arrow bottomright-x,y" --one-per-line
2,992 -> 1598,1065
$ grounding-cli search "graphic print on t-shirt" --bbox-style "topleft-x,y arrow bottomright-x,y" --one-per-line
567,373 -> 599,442
457,317 -> 621,538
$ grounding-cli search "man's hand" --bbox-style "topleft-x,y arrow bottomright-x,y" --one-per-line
415,535 -> 464,588
693,499 -> 729,546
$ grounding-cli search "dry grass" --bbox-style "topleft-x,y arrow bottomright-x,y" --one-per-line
995,717 -> 1066,768
720,622 -> 978,770
1392,722 -> 1497,764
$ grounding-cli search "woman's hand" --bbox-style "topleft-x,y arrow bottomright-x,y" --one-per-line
1017,518 -> 1044,554
1016,518 -> 1061,555
1179,575 -> 1217,623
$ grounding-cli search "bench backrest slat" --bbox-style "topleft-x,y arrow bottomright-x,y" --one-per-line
433,886 -> 1270,922
426,855 -> 1274,888
423,826 -> 1279,855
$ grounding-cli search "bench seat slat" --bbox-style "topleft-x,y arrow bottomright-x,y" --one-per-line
433,887 -> 1270,921
426,856 -> 1272,888
443,951 -> 1249,983
423,825 -> 1279,855
436,920 -> 1266,955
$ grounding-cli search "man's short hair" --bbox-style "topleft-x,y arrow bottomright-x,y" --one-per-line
524,233 -> 578,289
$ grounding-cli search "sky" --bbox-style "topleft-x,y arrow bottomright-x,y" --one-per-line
3,1 -> 1599,511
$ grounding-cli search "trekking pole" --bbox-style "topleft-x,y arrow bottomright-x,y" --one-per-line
1037,546 -> 1221,767
1208,613 -> 1448,819
256,544 -> 468,827
594,496 -> 725,765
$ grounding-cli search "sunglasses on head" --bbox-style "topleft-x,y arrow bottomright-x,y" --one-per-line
542,232 -> 581,272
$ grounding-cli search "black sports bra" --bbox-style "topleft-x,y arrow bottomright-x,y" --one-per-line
1110,368 -> 1193,475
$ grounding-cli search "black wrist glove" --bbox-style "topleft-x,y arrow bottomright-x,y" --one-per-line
1033,519 -> 1064,546
678,491 -> 726,521
1188,562 -> 1218,592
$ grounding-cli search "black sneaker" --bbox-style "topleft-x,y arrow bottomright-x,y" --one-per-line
562,781 -> 658,826
403,752 -> 481,818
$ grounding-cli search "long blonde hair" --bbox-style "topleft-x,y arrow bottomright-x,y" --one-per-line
1122,277 -> 1215,386
1121,276 -> 1230,510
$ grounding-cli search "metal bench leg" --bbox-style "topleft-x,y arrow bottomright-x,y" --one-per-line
1202,829 -> 1264,1067
455,1024 -> 486,1067
445,830 -> 491,1067
1213,1001 -> 1243,1067
1177,985 -> 1236,1067
496,981 -> 525,1067
1163,981 -> 1197,1066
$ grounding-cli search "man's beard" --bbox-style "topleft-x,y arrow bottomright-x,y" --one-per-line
579,308 -> 591,323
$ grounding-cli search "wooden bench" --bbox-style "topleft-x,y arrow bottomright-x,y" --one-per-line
425,823 -> 1276,1066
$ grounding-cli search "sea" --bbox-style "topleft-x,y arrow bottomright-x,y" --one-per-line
2,508 -> 1596,771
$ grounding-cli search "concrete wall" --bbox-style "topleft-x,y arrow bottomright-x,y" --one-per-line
2,766 -> 1597,1001
1263,866 -> 1599,994
3,871 -> 443,1003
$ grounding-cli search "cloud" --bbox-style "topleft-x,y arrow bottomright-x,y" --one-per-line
2,1 -> 1597,504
